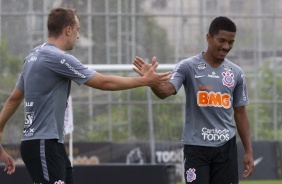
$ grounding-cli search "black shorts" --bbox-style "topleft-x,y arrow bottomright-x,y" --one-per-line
183,136 -> 238,184
20,139 -> 75,184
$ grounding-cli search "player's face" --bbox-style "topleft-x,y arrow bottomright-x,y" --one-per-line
207,30 -> 235,61
66,16 -> 80,50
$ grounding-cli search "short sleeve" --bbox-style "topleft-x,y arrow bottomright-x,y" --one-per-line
43,53 -> 96,85
16,73 -> 24,91
233,71 -> 249,107
169,60 -> 187,92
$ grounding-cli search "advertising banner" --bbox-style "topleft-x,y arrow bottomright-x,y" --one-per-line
237,141 -> 278,180
2,141 -> 282,182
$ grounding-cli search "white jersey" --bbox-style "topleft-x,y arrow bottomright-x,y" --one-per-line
170,53 -> 248,147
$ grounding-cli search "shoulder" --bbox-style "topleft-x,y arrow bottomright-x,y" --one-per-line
222,58 -> 244,74
183,53 -> 202,63
222,59 -> 246,84
40,44 -> 81,64
174,53 -> 205,72
62,53 -> 81,63
37,44 -> 65,60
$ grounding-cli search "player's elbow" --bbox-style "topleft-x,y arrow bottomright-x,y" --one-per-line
158,96 -> 167,100
154,92 -> 170,99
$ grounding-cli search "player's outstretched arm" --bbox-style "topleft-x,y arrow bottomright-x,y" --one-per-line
84,58 -> 171,91
133,56 -> 176,99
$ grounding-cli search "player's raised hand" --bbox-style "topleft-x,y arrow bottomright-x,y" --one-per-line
133,56 -> 171,87
133,56 -> 156,77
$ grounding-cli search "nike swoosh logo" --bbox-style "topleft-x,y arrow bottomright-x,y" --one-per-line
195,75 -> 205,78
254,157 -> 263,166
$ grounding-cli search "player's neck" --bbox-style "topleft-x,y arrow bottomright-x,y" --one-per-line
202,52 -> 224,68
47,37 -> 67,51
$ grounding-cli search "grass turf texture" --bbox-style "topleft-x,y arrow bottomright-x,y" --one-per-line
239,181 -> 282,184
177,181 -> 282,184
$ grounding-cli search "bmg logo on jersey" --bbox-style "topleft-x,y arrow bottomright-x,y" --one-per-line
197,91 -> 231,109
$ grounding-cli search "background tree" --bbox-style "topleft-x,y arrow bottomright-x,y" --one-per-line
246,60 -> 282,140
0,40 -> 24,144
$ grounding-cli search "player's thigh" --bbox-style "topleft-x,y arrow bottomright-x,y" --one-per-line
20,139 -> 46,183
21,139 -> 68,184
210,137 -> 238,184
44,139 -> 68,183
183,145 -> 210,184
62,144 -> 75,184
46,140 -> 75,184
210,159 -> 238,184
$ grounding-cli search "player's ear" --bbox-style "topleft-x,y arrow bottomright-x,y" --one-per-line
206,33 -> 212,43
65,26 -> 72,36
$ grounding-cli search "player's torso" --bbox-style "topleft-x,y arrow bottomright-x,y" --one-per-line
190,60 -> 236,108
22,44 -> 70,142
182,55 -> 240,146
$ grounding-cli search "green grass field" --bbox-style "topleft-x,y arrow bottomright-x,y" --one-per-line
240,180 -> 282,184
177,180 -> 282,184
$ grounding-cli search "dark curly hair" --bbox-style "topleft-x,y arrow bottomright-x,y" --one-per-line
208,16 -> 236,36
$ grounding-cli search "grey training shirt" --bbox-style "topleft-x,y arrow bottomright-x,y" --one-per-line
16,43 -> 96,143
170,53 -> 248,147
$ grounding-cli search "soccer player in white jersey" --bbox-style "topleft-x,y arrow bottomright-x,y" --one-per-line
133,16 -> 254,184
0,7 -> 171,184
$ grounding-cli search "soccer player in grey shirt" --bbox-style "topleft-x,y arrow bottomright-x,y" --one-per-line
0,7 -> 170,184
133,16 -> 254,184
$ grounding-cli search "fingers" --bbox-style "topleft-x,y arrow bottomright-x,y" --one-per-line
133,56 -> 151,76
9,157 -> 16,174
132,67 -> 143,77
135,56 -> 145,63
151,56 -> 157,65
4,157 -> 15,175
243,165 -> 251,178
133,56 -> 145,69
134,56 -> 156,67
150,61 -> 159,71
132,57 -> 147,77
133,56 -> 171,83
158,71 -> 172,82
243,163 -> 253,178
242,154 -> 254,178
